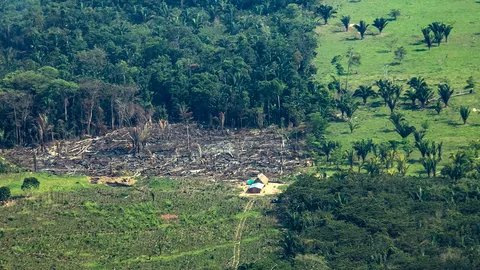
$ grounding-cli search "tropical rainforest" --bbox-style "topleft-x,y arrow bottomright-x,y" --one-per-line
0,0 -> 326,148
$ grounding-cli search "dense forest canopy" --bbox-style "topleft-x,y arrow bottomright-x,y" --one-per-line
275,173 -> 480,269
0,0 -> 333,147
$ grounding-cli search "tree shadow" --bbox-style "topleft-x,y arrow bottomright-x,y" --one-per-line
370,101 -> 385,108
382,128 -> 394,133
376,49 -> 390,54
374,113 -> 389,118
410,41 -> 424,46
414,48 -> 427,52
389,62 -> 401,66
345,37 -> 359,41
446,121 -> 462,127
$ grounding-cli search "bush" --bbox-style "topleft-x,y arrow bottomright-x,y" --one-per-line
21,177 -> 40,191
0,186 -> 11,202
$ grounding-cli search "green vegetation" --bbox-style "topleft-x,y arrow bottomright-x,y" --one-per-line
0,173 -> 89,196
0,176 -> 281,269
276,173 -> 480,269
0,186 -> 10,203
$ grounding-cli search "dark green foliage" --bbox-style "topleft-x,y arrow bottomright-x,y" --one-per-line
277,173 -> 480,269
353,85 -> 376,105
316,5 -> 337,24
376,80 -> 402,113
340,15 -> 351,32
0,0 -> 326,147
465,76 -> 475,90
460,106 -> 471,125
389,9 -> 401,20
393,121 -> 416,139
372,18 -> 389,34
421,28 -> 434,50
354,21 -> 369,39
21,177 -> 40,191
407,76 -> 432,108
441,151 -> 475,181
0,187 -> 11,202
307,112 -> 329,141
438,84 -> 454,106
320,141 -> 341,162
394,46 -> 407,63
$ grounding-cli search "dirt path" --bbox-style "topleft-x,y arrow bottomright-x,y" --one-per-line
232,199 -> 255,269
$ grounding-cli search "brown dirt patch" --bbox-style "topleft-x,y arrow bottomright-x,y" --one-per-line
159,214 -> 179,222
88,176 -> 136,187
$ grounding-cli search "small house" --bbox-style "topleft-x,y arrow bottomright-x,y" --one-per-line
254,173 -> 269,185
247,183 -> 265,194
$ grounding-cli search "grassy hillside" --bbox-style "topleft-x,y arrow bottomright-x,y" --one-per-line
314,0 -> 480,174
315,0 -> 480,86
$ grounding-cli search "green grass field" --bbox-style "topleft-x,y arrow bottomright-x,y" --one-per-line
0,176 -> 282,269
314,0 -> 480,174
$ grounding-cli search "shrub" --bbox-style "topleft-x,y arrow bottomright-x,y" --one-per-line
0,186 -> 11,202
21,177 -> 40,191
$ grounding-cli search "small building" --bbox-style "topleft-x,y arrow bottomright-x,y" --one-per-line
247,183 -> 265,194
254,173 -> 269,185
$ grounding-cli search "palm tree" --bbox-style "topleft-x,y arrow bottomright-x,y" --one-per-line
347,120 -> 359,133
421,28 -> 434,50
408,77 -> 427,91
460,106 -> 471,125
394,121 -> 416,139
416,86 -> 434,108
317,5 -> 337,25
340,15 -> 351,32
321,141 -> 340,162
344,149 -> 355,170
353,139 -> 373,165
405,89 -> 417,107
389,112 -> 405,126
413,130 -> 426,143
353,85 -> 376,105
429,22 -> 445,46
444,25 -> 453,42
363,157 -> 382,176
422,157 -> 437,177
438,84 -> 454,106
372,18 -> 388,34
396,155 -> 409,176
354,21 -> 369,39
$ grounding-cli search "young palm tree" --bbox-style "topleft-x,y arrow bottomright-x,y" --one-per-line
438,84 -> 454,106
344,149 -> 355,170
389,112 -> 405,126
321,141 -> 341,162
394,121 -> 416,139
405,89 -> 417,107
317,5 -> 337,24
347,120 -> 360,133
444,25 -> 453,42
363,157 -> 382,176
354,21 -> 369,40
421,28 -> 434,50
416,86 -> 434,108
353,85 -> 376,105
340,15 -> 351,32
372,18 -> 388,34
422,157 -> 437,177
460,106 -> 471,125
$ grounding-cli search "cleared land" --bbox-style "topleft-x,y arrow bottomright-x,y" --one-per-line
0,176 -> 281,269
315,0 -> 480,174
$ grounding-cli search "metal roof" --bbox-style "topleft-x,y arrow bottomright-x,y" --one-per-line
248,183 -> 265,189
